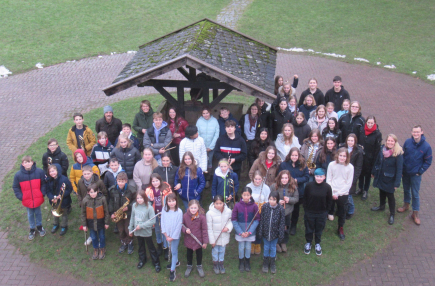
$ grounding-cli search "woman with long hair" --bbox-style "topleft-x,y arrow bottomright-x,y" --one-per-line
299,94 -> 317,120
300,129 -> 324,178
239,103 -> 263,167
248,128 -> 275,167
338,101 -> 365,144
322,117 -> 342,144
249,146 -> 282,187
308,105 -> 328,133
269,98 -> 293,141
293,112 -> 312,146
275,123 -> 301,161
166,107 -> 189,166
316,137 -> 337,174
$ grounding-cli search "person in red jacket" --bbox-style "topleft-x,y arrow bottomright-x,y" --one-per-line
166,107 -> 189,166
13,156 -> 47,240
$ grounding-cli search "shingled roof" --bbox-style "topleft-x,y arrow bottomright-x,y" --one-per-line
104,18 -> 277,100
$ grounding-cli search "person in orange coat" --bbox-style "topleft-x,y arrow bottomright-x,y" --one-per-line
66,113 -> 96,157
69,149 -> 100,193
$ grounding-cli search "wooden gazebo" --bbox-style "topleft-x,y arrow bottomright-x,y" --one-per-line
103,18 -> 278,116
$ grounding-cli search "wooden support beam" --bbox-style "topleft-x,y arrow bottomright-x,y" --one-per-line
202,88 -> 209,106
153,85 -> 179,109
189,67 -> 196,81
177,67 -> 190,80
213,89 -> 218,100
177,87 -> 185,117
210,88 -> 233,109
138,79 -> 234,89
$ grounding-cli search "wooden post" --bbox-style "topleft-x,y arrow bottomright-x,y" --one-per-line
213,88 -> 218,100
202,88 -> 209,106
177,87 -> 185,117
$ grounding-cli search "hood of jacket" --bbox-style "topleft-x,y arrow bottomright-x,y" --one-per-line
47,164 -> 63,180
412,134 -> 427,147
208,202 -> 231,215
153,121 -> 168,132
215,167 -> 230,177
20,162 -> 37,175
293,119 -> 308,128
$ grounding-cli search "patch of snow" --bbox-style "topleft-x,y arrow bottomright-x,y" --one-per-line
354,57 -> 369,63
110,52 -> 117,55
35,63 -> 44,69
98,56 -> 103,58
376,62 -> 381,65
322,53 -> 346,58
427,74 -> 435,81
127,51 -> 137,54
384,64 -> 396,69
0,65 -> 12,78
412,71 -> 417,74
66,60 -> 76,63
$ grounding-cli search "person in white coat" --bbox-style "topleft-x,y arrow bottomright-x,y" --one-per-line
179,125 -> 208,173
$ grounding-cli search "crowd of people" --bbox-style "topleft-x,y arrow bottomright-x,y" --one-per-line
12,75 -> 432,282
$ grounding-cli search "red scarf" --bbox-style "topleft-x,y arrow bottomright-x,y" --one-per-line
364,123 -> 377,136
265,160 -> 273,169
249,115 -> 258,132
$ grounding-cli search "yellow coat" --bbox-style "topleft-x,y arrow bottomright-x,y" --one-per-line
66,125 -> 96,157
69,161 -> 100,193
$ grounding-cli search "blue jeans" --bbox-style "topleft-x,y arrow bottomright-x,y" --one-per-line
403,174 -> 422,211
238,241 -> 252,259
182,200 -> 189,211
27,207 -> 42,229
207,150 -> 214,169
170,239 -> 180,271
263,237 -> 278,257
89,228 -> 106,248
155,215 -> 168,248
347,195 -> 354,215
212,245 -> 226,262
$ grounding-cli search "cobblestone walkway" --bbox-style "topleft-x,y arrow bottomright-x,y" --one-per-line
0,52 -> 434,285
216,0 -> 253,29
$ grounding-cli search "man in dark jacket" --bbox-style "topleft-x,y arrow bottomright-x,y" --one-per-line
325,76 -> 350,112
214,120 -> 247,180
95,105 -> 123,145
218,107 -> 241,136
42,138 -> 69,176
398,125 -> 432,225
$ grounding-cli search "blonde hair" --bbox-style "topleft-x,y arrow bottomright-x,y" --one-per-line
303,94 -> 317,106
386,134 -> 404,157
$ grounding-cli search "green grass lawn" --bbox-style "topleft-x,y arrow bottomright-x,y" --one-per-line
0,94 -> 406,285
238,0 -> 435,81
1,0 -> 231,74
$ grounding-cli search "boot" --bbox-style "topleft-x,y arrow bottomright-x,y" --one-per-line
338,227 -> 345,241
388,214 -> 394,225
113,224 -> 119,234
262,257 -> 269,273
163,247 -> 169,261
238,258 -> 245,273
197,265 -> 205,278
51,225 -> 59,234
157,243 -> 163,256
250,245 -> 255,255
362,191 -> 368,201
150,247 -> 161,273
411,211 -> 421,225
397,203 -> 410,213
355,188 -> 362,195
213,261 -> 220,274
276,244 -> 282,253
371,205 -> 385,211
99,248 -> 106,260
244,258 -> 251,272
118,243 -> 128,253
219,261 -> 225,274
289,224 -> 297,236
281,243 -> 287,252
270,257 -> 276,274
92,248 -> 99,260
59,226 -> 68,236
184,265 -> 193,277
138,247 -> 147,269
128,241 -> 134,254
254,244 -> 261,255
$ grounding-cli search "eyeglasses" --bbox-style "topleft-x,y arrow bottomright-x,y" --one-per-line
351,106 -> 359,108
48,144 -> 58,147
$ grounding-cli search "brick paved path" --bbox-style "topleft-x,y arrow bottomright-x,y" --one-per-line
0,52 -> 434,285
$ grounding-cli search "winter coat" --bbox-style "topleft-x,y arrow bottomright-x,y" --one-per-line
248,139 -> 275,167
402,135 -> 433,176
81,193 -> 109,231
338,113 -> 365,144
213,133 -> 247,171
143,122 -> 172,157
300,141 -> 322,172
46,164 -> 73,209
325,86 -> 350,112
293,119 -> 312,146
239,114 -> 264,141
231,200 -> 260,237
66,125 -> 96,156
128,202 -> 156,237
77,173 -> 108,206
95,117 -> 123,146
322,128 -> 343,145
114,132 -> 140,151
372,146 -> 404,193
90,139 -> 114,164
360,126 -> 382,176
249,151 -> 282,186
110,145 -> 141,179
69,155 -> 100,193
247,182 -> 271,205
153,165 -> 178,190
42,146 -> 69,177
206,204 -> 233,246
339,144 -> 364,194
174,167 -> 206,202
133,158 -> 159,190
269,183 -> 299,216
168,117 -> 189,145
278,161 -> 310,197
145,183 -> 172,213
133,107 -> 154,140
211,168 -> 239,199
218,113 -> 242,136
308,116 -> 328,134
182,210 -> 209,250
179,137 -> 208,171
299,105 -> 317,121
272,86 -> 296,111
103,164 -> 124,191
196,115 -> 220,150
258,203 -> 285,242
269,109 -> 293,141
315,149 -> 336,175
108,183 -> 136,218
13,163 -> 46,208
275,134 -> 301,161
337,110 -> 348,119
298,88 -> 325,107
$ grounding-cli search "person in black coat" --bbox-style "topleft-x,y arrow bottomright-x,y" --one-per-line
248,128 -> 275,168
324,76 -> 350,112
239,104 -> 263,163
95,105 -> 123,145
110,134 -> 141,189
298,95 -> 317,120
298,78 -> 325,107
153,152 -> 178,190
42,139 -> 69,177
371,134 -> 404,225
358,116 -> 382,200
269,98 -> 293,141
315,137 -> 337,175
338,101 -> 365,144
293,113 -> 311,146
322,117 -> 342,145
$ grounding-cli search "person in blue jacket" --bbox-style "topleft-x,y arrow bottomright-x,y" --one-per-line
174,152 -> 206,210
397,125 -> 432,225
211,159 -> 239,208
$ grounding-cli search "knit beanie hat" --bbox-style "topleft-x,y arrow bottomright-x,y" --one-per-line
104,105 -> 113,114
314,168 -> 326,176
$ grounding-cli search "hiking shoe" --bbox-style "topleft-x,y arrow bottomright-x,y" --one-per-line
166,261 -> 180,269
276,243 -> 282,253
51,225 -> 59,234
304,243 -> 311,255
362,191 -> 368,201
59,227 -> 67,236
113,224 -> 119,234
85,236 -> 92,246
213,261 -> 220,274
338,227 -> 345,241
99,248 -> 106,260
289,225 -> 296,235
315,244 -> 322,256
281,243 -> 287,252
37,226 -> 46,237
128,242 -> 134,254
184,265 -> 193,277
118,243 -> 128,253
219,261 -> 225,274
197,265 -> 205,278
169,270 -> 176,282
28,229 -> 36,241
92,248 -> 99,260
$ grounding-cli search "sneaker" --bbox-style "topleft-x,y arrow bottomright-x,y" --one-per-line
28,229 -> 36,241
85,236 -> 92,246
304,243 -> 311,255
184,265 -> 193,278
59,227 -> 67,236
128,242 -> 134,254
37,226 -> 46,237
338,227 -> 345,241
197,265 -> 205,278
289,225 -> 296,236
166,261 -> 180,269
169,270 -> 176,282
315,244 -> 322,256
113,224 -> 119,234
346,213 -> 353,220
328,214 -> 334,221
51,225 -> 59,234
118,243 -> 128,253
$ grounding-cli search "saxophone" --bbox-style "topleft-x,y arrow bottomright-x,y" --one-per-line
78,135 -> 86,153
306,145 -> 316,169
112,198 -> 130,222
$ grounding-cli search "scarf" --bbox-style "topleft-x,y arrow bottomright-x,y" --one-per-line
317,116 -> 326,125
383,146 -> 393,158
249,115 -> 258,132
83,177 -> 92,188
365,123 -> 377,136
191,212 -> 199,221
